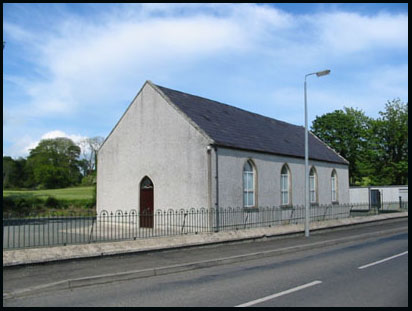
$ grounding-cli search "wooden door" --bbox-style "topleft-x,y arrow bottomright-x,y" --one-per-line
140,177 -> 154,228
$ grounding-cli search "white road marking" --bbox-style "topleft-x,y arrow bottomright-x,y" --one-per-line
358,251 -> 408,270
235,280 -> 322,307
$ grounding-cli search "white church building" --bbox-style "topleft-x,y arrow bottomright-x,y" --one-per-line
96,81 -> 349,227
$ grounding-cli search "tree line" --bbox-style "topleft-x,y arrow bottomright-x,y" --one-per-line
3,137 -> 104,189
311,99 -> 408,186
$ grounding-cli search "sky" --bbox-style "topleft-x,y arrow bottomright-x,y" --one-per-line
3,3 -> 408,158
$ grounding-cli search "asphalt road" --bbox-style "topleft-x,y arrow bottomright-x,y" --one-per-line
4,219 -> 408,307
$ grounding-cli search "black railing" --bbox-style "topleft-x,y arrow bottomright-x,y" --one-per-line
3,201 -> 407,250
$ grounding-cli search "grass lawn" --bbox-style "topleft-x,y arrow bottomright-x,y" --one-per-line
3,186 -> 94,202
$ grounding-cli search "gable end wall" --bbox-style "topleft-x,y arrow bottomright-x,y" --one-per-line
97,83 -> 212,214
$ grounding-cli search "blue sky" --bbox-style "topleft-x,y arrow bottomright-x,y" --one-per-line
3,3 -> 408,158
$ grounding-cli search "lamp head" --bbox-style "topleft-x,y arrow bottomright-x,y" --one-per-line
316,69 -> 331,77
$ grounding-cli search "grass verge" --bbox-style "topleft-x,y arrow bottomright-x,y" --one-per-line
3,186 -> 95,217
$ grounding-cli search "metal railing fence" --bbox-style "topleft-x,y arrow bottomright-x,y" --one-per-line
3,201 -> 407,250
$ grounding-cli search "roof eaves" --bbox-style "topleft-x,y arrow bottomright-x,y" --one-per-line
309,131 -> 349,165
213,142 -> 349,166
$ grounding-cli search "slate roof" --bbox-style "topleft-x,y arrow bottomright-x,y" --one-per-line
154,83 -> 348,165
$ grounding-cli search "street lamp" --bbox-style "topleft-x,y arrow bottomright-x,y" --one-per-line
304,69 -> 330,238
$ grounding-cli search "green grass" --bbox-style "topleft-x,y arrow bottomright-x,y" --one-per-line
3,186 -> 94,202
3,186 -> 96,217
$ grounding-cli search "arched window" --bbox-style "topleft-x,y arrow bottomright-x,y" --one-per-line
243,160 -> 256,208
281,164 -> 291,205
140,176 -> 153,189
309,167 -> 317,204
331,170 -> 338,202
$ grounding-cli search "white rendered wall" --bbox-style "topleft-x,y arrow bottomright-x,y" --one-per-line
349,186 -> 409,204
214,147 -> 350,208
97,82 -> 212,215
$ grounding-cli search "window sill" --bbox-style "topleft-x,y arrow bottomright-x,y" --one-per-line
332,201 -> 339,205
280,205 -> 293,210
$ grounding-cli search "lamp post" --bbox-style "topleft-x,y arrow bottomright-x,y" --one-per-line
304,69 -> 330,237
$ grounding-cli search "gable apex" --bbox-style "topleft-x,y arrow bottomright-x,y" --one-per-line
148,81 -> 215,144
99,80 -> 153,153
98,81 -> 214,153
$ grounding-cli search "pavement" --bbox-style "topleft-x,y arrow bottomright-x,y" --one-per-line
3,212 -> 408,300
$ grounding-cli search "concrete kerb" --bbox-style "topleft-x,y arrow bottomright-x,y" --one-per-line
3,212 -> 408,299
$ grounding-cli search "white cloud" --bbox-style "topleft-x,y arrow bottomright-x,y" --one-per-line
3,4 -> 408,158
6,4 -> 407,118
40,130 -> 86,142
4,135 -> 36,159
43,17 -> 246,77
315,12 -> 408,54
6,6 -> 257,116
22,130 -> 87,156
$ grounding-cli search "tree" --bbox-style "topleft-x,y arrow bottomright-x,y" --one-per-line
3,156 -> 16,188
3,156 -> 31,188
311,107 -> 372,185
78,136 -> 104,176
311,100 -> 408,186
370,99 -> 408,185
27,137 -> 83,188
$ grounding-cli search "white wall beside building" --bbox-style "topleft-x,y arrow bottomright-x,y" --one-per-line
349,185 -> 408,204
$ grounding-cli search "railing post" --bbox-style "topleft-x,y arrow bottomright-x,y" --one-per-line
244,211 -> 249,229
181,212 -> 187,234
89,216 -> 95,243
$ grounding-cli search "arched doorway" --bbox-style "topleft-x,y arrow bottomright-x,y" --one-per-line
140,176 -> 154,228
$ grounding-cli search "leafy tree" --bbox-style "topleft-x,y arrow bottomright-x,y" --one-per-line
311,100 -> 408,186
26,137 -> 83,188
3,136 -> 104,190
3,156 -> 16,188
311,107 -> 372,185
3,156 -> 31,188
369,99 -> 408,185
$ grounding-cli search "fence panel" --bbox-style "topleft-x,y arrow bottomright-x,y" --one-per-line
3,201 -> 407,250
